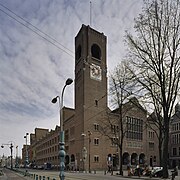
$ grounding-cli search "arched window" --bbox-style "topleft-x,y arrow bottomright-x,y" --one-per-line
91,44 -> 101,60
76,45 -> 81,60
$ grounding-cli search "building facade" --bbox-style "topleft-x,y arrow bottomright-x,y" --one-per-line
22,24 -> 160,170
169,103 -> 180,168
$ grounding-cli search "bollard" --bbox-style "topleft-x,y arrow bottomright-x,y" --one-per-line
104,170 -> 106,175
94,170 -> 96,174
47,177 -> 50,180
39,175 -> 41,180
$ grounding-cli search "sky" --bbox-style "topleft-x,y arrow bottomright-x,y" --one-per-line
0,0 -> 144,158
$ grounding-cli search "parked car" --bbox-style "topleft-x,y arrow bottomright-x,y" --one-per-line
151,167 -> 163,177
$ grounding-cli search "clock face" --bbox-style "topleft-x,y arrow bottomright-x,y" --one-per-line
90,64 -> 102,81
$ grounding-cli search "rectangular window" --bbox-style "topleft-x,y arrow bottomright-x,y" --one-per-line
111,137 -> 118,146
173,148 -> 177,156
94,155 -> 99,162
94,138 -> 99,145
94,123 -> 99,131
149,142 -> 154,150
126,116 -> 143,140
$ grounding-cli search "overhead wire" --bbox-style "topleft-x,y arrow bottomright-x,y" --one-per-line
0,3 -> 110,75
0,3 -> 138,130
0,3 -> 74,58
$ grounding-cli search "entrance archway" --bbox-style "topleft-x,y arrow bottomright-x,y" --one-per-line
70,154 -> 75,170
123,152 -> 130,165
150,156 -> 153,167
65,155 -> 70,170
71,154 -> 75,162
139,153 -> 145,165
131,153 -> 138,165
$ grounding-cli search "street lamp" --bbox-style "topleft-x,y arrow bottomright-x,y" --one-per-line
16,146 -> 18,168
52,78 -> 73,180
1,143 -> 13,169
24,133 -> 29,168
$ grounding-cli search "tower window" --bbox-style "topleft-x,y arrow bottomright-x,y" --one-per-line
95,100 -> 98,107
91,44 -> 101,60
94,155 -> 99,162
76,45 -> 81,60
94,123 -> 99,131
94,138 -> 99,145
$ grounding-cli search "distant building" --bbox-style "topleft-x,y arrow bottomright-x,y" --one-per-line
169,103 -> 180,168
22,24 -> 160,170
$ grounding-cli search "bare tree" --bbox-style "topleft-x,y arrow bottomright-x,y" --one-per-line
147,111 -> 163,166
125,0 -> 180,177
99,61 -> 135,175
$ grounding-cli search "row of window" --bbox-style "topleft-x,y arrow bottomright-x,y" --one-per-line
126,116 -> 143,140
149,142 -> 154,150
111,125 -> 119,133
76,44 -> 101,61
149,131 -> 155,139
126,142 -> 143,148
172,147 -> 180,156
36,155 -> 100,164
36,145 -> 58,156
172,123 -> 180,131
172,134 -> 180,144
36,137 -> 58,150
36,156 -> 59,163
126,131 -> 143,140
126,124 -> 143,132
126,116 -> 143,126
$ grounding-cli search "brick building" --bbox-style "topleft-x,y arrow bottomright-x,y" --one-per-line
22,24 -> 160,170
169,103 -> 180,168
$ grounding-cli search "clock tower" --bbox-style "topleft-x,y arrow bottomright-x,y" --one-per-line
74,24 -> 107,169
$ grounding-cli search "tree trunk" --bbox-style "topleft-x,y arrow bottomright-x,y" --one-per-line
158,128 -> 163,166
162,115 -> 169,178
119,147 -> 123,175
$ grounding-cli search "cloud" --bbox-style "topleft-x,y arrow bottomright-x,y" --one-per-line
0,0 -> 143,157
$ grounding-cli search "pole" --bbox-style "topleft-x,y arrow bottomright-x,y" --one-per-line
59,85 -> 66,180
24,133 -> 28,170
1,143 -> 14,169
88,131 -> 91,173
10,143 -> 13,169
25,134 -> 28,167
52,78 -> 73,180
16,146 -> 18,167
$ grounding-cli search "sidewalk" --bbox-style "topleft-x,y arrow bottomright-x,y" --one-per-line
0,168 -> 31,180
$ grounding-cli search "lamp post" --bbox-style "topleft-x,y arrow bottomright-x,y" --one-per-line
52,78 -> 73,180
16,146 -> 18,168
24,133 -> 29,168
1,143 -> 13,169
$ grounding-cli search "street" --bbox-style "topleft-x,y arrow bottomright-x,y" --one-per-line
17,168 -> 180,180
1,168 -> 180,180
